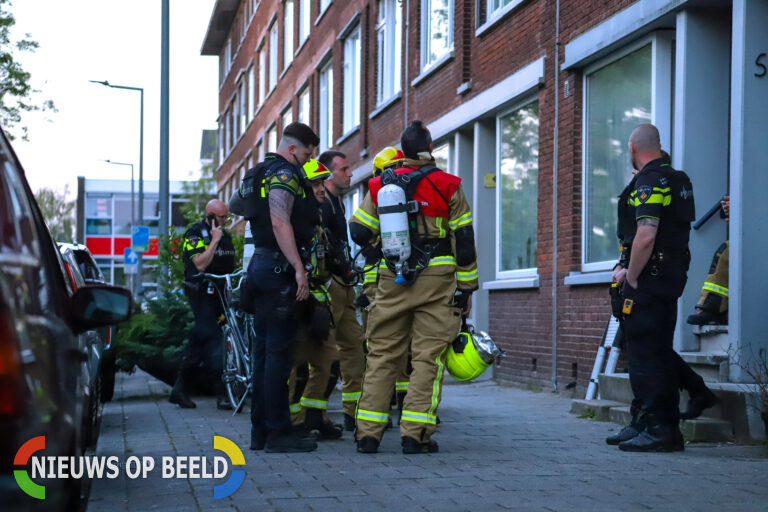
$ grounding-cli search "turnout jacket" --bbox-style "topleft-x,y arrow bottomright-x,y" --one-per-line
349,157 -> 479,291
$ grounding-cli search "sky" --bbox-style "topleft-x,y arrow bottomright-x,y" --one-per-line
10,0 -> 219,197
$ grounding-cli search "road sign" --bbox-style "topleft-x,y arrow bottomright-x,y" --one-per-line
124,248 -> 138,274
132,226 -> 149,253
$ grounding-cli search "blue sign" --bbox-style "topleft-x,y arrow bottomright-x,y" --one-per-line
132,226 -> 149,252
124,248 -> 138,274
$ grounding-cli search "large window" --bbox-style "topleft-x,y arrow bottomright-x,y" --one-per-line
433,142 -> 451,175
284,1 -> 294,68
583,44 -> 652,267
282,107 -> 293,133
421,0 -> 453,70
488,0 -> 514,16
320,0 -> 331,14
267,125 -> 277,153
343,26 -> 361,134
299,0 -> 311,45
497,100 -> 539,275
376,0 -> 402,105
247,66 -> 255,123
269,23 -> 278,91
298,88 -> 310,125
238,80 -> 246,136
258,46 -> 266,106
319,62 -> 334,150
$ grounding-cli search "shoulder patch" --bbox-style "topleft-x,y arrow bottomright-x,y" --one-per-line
276,169 -> 293,183
186,235 -> 200,247
636,185 -> 653,204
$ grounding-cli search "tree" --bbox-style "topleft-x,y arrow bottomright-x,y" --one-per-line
0,0 -> 56,140
35,185 -> 75,242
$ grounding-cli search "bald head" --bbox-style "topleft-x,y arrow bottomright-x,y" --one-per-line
205,199 -> 228,216
628,123 -> 662,171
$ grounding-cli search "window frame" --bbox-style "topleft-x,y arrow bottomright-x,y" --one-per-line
298,87 -> 311,126
342,25 -> 362,135
376,0 -> 402,106
258,44 -> 267,106
318,60 -> 334,151
420,0 -> 454,72
580,32 -> 673,272
495,96 -> 540,281
269,23 -> 279,92
284,0 -> 295,69
299,0 -> 311,46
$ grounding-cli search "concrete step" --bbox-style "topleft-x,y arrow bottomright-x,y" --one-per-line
598,373 -> 633,403
609,406 -> 734,443
691,327 -> 730,354
678,351 -> 730,382
570,399 -> 626,421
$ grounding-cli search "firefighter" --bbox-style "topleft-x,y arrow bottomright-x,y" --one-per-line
349,120 -> 478,454
170,199 -> 235,410
229,122 -> 320,453
317,150 -> 367,432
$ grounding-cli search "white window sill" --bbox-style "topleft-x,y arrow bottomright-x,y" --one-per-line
411,50 -> 455,88
315,1 -> 332,26
564,271 -> 613,286
369,93 -> 402,120
295,37 -> 309,58
280,61 -> 292,80
476,0 -> 528,38
335,125 -> 360,146
483,276 -> 540,290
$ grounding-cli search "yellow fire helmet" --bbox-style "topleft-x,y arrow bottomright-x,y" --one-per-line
302,158 -> 331,182
372,146 -> 405,178
446,320 -> 505,381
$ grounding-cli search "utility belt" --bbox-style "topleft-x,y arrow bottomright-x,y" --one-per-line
251,246 -> 294,275
382,237 -> 453,284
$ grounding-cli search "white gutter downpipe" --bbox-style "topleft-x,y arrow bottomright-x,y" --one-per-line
551,0 -> 560,393
404,0 -> 410,125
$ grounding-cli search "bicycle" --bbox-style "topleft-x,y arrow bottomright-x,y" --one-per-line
193,269 -> 255,415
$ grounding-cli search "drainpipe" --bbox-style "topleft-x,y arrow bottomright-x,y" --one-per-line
404,0 -> 410,126
551,0 -> 560,393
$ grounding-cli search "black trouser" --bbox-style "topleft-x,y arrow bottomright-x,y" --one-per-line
176,287 -> 224,392
247,250 -> 300,442
623,298 -> 681,426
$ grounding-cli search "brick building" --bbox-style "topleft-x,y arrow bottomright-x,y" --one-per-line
202,0 -> 767,393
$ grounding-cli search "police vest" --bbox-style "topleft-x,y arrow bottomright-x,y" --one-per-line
182,221 -> 236,282
241,154 -> 319,251
617,157 -> 695,298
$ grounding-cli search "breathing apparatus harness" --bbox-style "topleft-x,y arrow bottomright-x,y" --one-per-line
376,165 -> 451,285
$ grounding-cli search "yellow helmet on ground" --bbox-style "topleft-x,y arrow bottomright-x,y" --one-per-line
446,322 -> 504,381
372,146 -> 405,178
302,159 -> 331,182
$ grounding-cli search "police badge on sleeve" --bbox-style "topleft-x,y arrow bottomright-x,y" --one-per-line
276,169 -> 292,183
637,185 -> 653,204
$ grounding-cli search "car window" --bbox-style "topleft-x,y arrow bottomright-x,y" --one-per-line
74,249 -> 105,282
0,144 -> 38,260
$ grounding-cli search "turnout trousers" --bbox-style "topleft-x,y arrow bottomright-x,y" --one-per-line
696,241 -> 729,313
356,269 -> 461,443
328,279 -> 366,417
289,332 -> 336,425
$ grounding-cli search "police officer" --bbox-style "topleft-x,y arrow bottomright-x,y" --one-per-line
612,124 -> 700,452
317,150 -> 367,432
349,121 -> 478,454
169,199 -> 235,410
229,122 -> 320,453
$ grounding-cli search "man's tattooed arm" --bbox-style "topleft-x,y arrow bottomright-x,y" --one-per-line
269,189 -> 295,223
637,217 -> 659,228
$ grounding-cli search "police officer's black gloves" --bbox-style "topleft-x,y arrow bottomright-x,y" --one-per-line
452,289 -> 472,312
355,293 -> 370,309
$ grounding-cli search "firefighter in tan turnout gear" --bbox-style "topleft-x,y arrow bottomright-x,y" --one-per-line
349,121 -> 478,454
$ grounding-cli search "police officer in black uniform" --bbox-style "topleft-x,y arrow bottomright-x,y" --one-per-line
611,124 -> 700,452
229,122 -> 320,453
170,199 -> 235,409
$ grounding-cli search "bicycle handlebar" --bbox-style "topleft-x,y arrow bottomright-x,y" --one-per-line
191,268 -> 245,292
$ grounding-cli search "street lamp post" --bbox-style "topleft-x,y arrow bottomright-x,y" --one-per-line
103,159 -> 136,297
89,80 -> 145,295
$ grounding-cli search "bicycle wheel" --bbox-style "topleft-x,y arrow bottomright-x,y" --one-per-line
222,325 -> 248,411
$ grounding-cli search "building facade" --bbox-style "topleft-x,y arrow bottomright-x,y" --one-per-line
203,0 -> 766,391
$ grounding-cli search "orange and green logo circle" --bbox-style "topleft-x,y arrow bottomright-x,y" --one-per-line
14,436 -> 46,499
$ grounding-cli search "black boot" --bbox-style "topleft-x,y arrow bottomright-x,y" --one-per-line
680,387 -> 719,420
343,413 -> 355,432
169,373 -> 196,408
606,401 -> 644,445
264,431 -> 318,453
619,418 -> 684,452
250,429 -> 265,451
305,408 -> 342,440
401,436 -> 439,454
356,436 -> 379,453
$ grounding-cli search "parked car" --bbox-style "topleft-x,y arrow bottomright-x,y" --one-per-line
0,127 -> 132,511
57,243 -> 119,403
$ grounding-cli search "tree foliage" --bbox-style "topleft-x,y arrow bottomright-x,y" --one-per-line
0,0 -> 56,140
35,185 -> 75,242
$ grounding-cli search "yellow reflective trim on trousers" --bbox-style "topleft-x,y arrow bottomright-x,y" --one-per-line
429,346 -> 447,416
395,381 -> 409,391
353,209 -> 380,231
400,410 -> 437,424
356,409 -> 389,423
342,392 -> 361,401
289,402 -> 302,414
300,397 -> 328,410
702,282 -> 729,297
449,212 -> 472,230
456,269 -> 478,281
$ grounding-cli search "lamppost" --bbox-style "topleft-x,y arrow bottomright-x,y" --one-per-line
103,159 -> 137,297
89,80 -> 145,295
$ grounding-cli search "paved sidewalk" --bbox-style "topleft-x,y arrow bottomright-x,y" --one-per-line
87,369 -> 767,512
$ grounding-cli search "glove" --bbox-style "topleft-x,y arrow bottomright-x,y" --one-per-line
452,289 -> 472,312
354,293 -> 370,309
